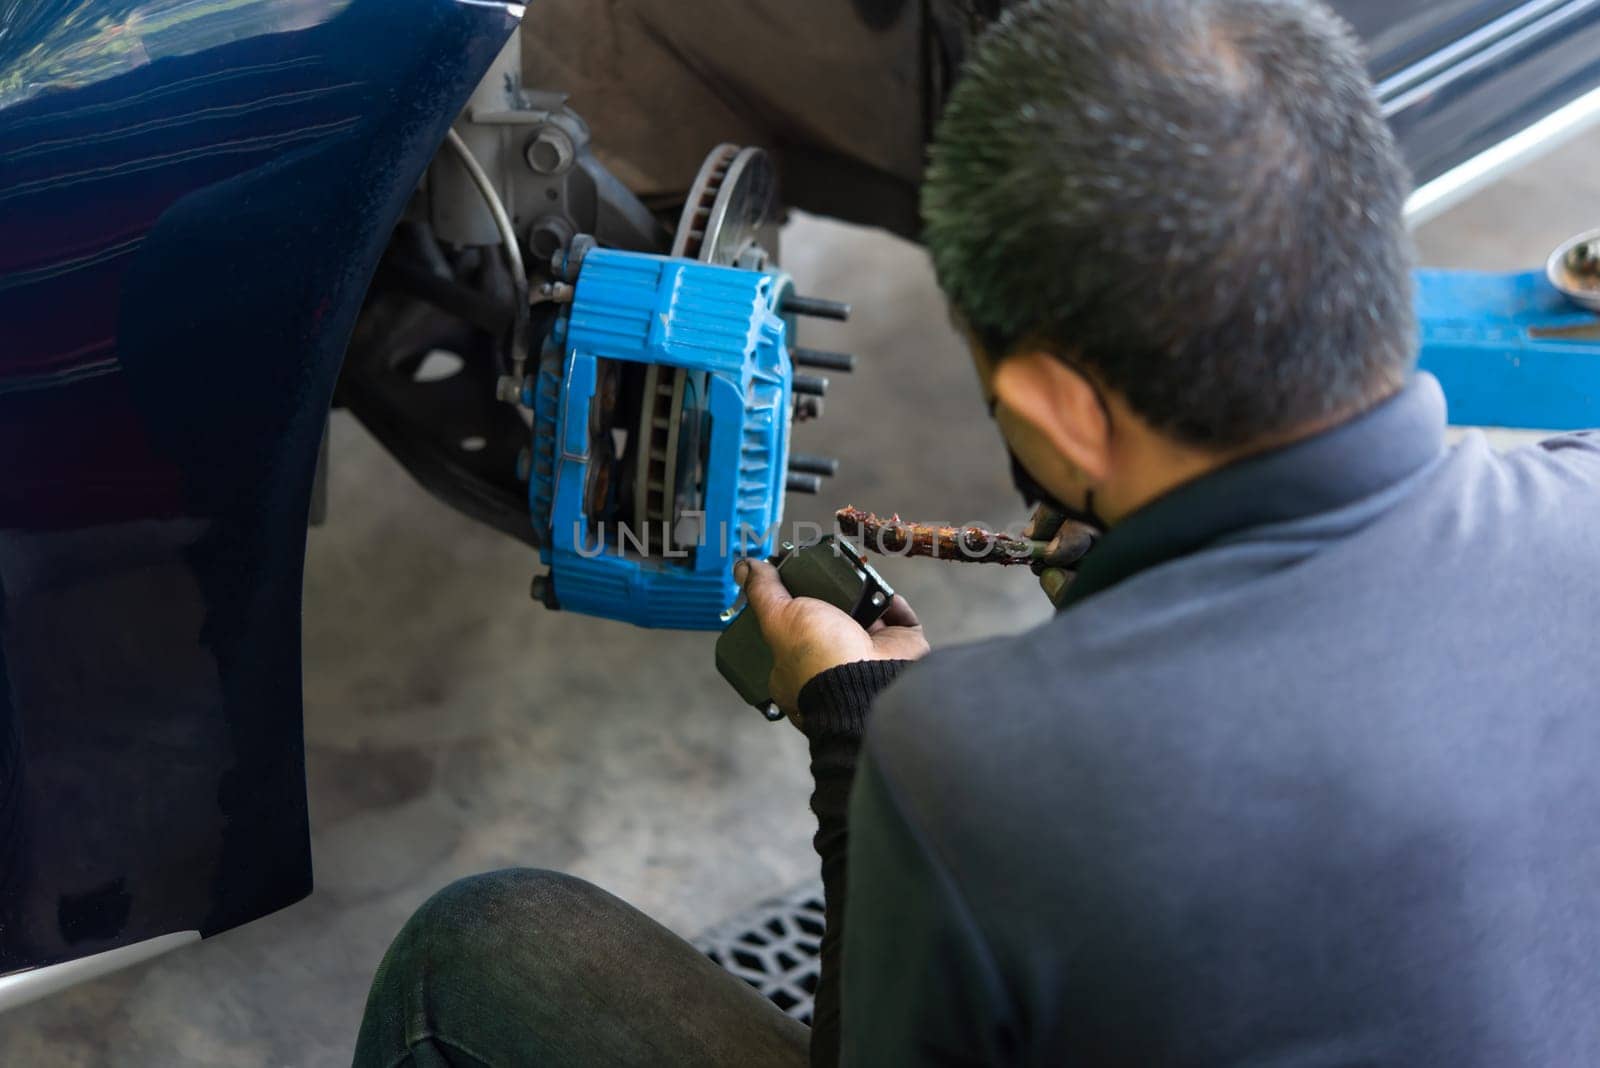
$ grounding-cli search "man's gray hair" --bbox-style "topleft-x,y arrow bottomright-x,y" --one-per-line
922,0 -> 1416,447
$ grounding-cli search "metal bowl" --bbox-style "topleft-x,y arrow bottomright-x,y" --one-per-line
1546,227 -> 1600,311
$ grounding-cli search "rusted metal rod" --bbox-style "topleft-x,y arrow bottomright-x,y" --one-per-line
835,506 -> 1042,565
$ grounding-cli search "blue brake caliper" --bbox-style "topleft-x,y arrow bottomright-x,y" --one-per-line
524,248 -> 793,629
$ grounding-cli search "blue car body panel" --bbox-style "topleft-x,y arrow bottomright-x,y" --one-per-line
0,0 -> 517,974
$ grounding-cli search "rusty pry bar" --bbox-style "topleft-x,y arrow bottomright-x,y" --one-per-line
835,506 -> 1043,566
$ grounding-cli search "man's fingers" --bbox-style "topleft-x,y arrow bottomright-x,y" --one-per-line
1043,521 -> 1097,567
1039,567 -> 1074,607
876,594 -> 920,630
1023,505 -> 1067,542
736,558 -> 792,625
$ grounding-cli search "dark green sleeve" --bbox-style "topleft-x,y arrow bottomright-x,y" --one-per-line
840,750 -> 1020,1066
797,660 -> 913,1068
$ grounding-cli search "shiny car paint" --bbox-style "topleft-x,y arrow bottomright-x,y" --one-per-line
0,0 -> 517,977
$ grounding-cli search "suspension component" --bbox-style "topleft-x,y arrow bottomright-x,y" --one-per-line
792,347 -> 857,372
792,373 -> 829,396
788,453 -> 839,476
785,473 -> 823,494
781,294 -> 852,320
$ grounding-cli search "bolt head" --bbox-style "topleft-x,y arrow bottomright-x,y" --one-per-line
529,214 -> 575,261
525,126 -> 575,175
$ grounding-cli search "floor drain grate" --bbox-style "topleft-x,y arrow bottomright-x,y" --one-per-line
694,880 -> 824,1025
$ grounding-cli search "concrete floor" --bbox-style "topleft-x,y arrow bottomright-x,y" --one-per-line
5,133 -> 1598,1064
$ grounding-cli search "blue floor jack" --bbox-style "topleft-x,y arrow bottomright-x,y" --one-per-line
1416,228 -> 1600,430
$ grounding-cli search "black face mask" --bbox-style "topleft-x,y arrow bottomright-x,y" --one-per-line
991,396 -> 1107,532
1007,448 -> 1106,532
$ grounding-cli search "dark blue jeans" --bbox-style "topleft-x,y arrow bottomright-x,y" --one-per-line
354,869 -> 810,1067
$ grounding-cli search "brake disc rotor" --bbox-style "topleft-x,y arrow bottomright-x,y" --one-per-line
692,144 -> 777,268
634,145 -> 779,540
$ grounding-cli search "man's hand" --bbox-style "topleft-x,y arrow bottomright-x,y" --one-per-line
1023,506 -> 1097,608
735,558 -> 930,722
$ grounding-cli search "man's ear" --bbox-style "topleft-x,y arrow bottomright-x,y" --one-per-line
992,350 -> 1112,482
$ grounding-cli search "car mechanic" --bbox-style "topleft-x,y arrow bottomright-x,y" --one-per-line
353,0 -> 1600,1064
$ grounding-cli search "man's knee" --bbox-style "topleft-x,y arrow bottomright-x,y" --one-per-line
421,867 -> 587,919
357,870 -> 605,1063
383,868 -> 592,976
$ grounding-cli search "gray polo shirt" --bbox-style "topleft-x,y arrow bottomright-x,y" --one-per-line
839,374 -> 1600,1065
